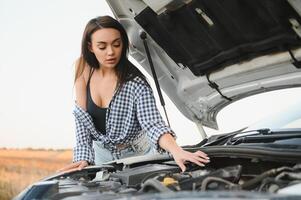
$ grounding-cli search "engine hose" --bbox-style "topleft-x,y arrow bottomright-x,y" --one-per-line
241,169 -> 277,190
139,179 -> 173,193
242,167 -> 293,190
200,176 -> 239,191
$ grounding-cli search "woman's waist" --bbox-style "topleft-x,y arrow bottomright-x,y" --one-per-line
98,130 -> 147,150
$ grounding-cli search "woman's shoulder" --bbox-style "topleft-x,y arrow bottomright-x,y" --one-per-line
122,76 -> 154,100
132,76 -> 148,84
74,61 -> 91,110
75,58 -> 91,83
126,76 -> 150,90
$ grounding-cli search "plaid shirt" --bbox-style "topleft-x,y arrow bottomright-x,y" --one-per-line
73,76 -> 175,164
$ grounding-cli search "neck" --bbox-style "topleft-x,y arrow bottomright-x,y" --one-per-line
98,66 -> 117,77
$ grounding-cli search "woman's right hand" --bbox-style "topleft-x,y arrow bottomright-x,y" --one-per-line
57,160 -> 89,174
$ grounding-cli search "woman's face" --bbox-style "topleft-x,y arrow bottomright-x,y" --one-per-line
90,28 -> 123,69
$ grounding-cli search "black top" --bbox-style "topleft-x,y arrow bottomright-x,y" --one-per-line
86,68 -> 107,134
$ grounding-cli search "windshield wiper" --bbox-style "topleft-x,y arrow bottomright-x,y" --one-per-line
228,129 -> 301,145
202,127 -> 251,146
203,128 -> 301,146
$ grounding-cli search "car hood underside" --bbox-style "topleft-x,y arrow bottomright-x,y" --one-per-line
106,0 -> 301,129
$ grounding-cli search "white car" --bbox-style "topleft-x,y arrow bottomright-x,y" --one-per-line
15,0 -> 301,199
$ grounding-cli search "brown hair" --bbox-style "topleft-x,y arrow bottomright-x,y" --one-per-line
75,16 -> 147,88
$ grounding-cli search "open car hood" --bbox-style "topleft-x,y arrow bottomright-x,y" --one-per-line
106,0 -> 301,129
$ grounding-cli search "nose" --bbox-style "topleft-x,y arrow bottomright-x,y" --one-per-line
107,45 -> 114,55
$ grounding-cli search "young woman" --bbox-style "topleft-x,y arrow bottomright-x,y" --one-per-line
60,16 -> 209,173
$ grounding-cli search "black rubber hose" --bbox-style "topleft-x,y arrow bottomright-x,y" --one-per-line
241,167 -> 293,190
139,179 -> 173,193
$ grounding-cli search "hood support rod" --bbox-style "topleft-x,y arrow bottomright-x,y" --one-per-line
206,74 -> 232,101
140,31 -> 171,127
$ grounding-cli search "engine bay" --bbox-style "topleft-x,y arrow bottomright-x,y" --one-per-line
21,156 -> 301,199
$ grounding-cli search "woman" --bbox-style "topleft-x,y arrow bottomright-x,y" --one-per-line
60,16 -> 209,173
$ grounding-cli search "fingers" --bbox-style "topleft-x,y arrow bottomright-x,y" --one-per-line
78,161 -> 88,170
59,167 -> 82,174
57,162 -> 80,172
57,161 -> 88,173
176,160 -> 186,172
194,150 -> 209,160
192,152 -> 210,164
174,150 -> 210,172
188,157 -> 206,167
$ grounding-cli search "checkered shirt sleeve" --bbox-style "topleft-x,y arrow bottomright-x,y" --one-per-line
72,105 -> 95,164
135,82 -> 176,153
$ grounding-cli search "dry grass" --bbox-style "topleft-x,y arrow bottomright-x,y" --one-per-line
0,148 -> 72,200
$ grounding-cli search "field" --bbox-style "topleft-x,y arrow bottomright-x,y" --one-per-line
0,148 -> 72,200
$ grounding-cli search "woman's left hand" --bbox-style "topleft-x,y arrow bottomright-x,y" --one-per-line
171,148 -> 210,172
159,133 -> 210,172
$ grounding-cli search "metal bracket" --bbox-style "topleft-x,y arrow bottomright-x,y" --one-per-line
289,18 -> 301,38
288,49 -> 301,69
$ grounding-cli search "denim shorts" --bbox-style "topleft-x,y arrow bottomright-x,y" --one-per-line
93,131 -> 154,165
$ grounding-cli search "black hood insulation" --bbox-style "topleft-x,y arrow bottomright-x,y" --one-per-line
134,0 -> 301,76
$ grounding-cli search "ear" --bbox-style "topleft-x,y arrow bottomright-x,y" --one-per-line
88,42 -> 94,53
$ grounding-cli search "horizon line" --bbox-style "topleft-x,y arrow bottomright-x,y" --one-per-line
0,147 -> 72,151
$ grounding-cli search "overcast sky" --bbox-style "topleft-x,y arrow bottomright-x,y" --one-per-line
1,0 -> 301,149
0,0 -> 202,149
0,0 -> 114,148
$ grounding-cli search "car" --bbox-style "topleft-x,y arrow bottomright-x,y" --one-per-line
15,0 -> 301,199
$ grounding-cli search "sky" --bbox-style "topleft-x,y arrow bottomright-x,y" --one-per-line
1,0 -> 301,149
0,0 -> 115,148
0,0 -> 202,149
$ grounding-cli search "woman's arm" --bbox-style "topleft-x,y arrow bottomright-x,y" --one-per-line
58,64 -> 91,173
159,133 -> 210,172
74,62 -> 88,110
136,83 -> 209,171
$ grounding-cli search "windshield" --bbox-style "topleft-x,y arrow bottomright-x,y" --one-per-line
204,87 -> 301,136
245,101 -> 301,131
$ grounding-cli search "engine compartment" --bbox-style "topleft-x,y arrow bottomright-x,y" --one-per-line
20,157 -> 301,199
108,158 -> 301,193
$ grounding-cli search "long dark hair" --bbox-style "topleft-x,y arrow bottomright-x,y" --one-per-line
75,15 -> 147,88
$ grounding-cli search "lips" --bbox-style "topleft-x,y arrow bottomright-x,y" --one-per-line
106,58 -> 116,63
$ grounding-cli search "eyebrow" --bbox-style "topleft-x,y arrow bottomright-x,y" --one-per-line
97,38 -> 121,45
